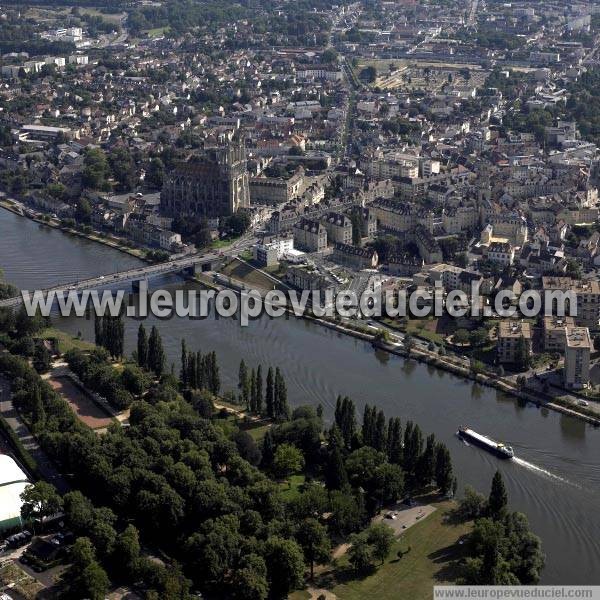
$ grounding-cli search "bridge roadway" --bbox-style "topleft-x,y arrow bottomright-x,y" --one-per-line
0,252 -> 224,309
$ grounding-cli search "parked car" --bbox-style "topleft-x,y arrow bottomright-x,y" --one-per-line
6,531 -> 32,548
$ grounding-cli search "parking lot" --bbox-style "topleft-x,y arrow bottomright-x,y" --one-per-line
374,502 -> 437,536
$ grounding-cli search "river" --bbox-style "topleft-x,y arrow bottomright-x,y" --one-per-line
1,208 -> 599,584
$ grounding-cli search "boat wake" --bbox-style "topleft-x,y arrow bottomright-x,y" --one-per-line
456,433 -> 470,446
512,457 -> 574,486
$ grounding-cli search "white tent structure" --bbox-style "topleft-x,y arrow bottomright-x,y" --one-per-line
0,454 -> 30,531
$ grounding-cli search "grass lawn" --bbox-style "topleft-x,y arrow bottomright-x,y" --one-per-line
279,474 -> 306,501
38,327 -> 95,354
329,502 -> 471,600
406,319 -> 445,345
243,421 -> 271,442
145,26 -> 171,38
211,238 -> 233,249
77,7 -> 124,24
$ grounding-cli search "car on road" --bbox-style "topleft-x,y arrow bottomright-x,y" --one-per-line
578,400 -> 589,407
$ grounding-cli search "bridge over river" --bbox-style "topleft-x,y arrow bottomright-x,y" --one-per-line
0,252 -> 225,309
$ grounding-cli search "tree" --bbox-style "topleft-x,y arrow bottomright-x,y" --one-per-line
295,518 -> 331,579
469,328 -> 489,347
33,343 -> 51,373
263,366 -> 274,418
324,432 -> 348,490
137,324 -> 148,369
255,365 -> 263,414
359,66 -> 377,83
15,305 -> 46,338
435,444 -> 454,495
146,157 -> 165,189
348,532 -> 373,573
75,197 -> 93,223
239,359 -> 250,407
234,430 -> 262,466
373,410 -> 387,452
453,328 -> 471,345
346,446 -> 386,492
230,554 -> 269,600
75,560 -> 110,600
148,326 -> 166,377
109,146 -> 137,192
488,470 -> 508,520
335,396 -> 357,449
188,388 -> 215,419
120,365 -> 148,395
372,463 -> 404,507
63,491 -> 94,532
263,537 -> 305,599
273,367 -> 289,421
70,537 -> 97,570
416,433 -> 436,487
273,444 -> 304,480
208,351 -> 220,395
111,524 -> 140,579
387,417 -> 402,465
20,481 -> 63,528
367,522 -> 395,564
180,339 -> 188,387
250,368 -> 257,412
457,485 -> 487,520
82,148 -> 111,190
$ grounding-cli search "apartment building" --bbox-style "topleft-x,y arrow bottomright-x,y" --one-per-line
543,316 -> 575,352
564,326 -> 592,390
293,218 -> 327,253
320,212 -> 353,245
542,277 -> 600,329
497,321 -> 533,364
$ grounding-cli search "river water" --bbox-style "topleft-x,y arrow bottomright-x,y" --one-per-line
1,208 -> 599,584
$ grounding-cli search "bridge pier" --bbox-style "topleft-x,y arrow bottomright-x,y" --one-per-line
180,265 -> 197,278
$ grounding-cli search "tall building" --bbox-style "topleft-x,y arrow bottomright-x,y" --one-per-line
564,326 -> 592,390
160,142 -> 250,219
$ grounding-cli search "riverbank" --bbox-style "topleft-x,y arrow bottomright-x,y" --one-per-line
0,200 -> 148,261
3,201 -> 599,428
211,268 -> 600,428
